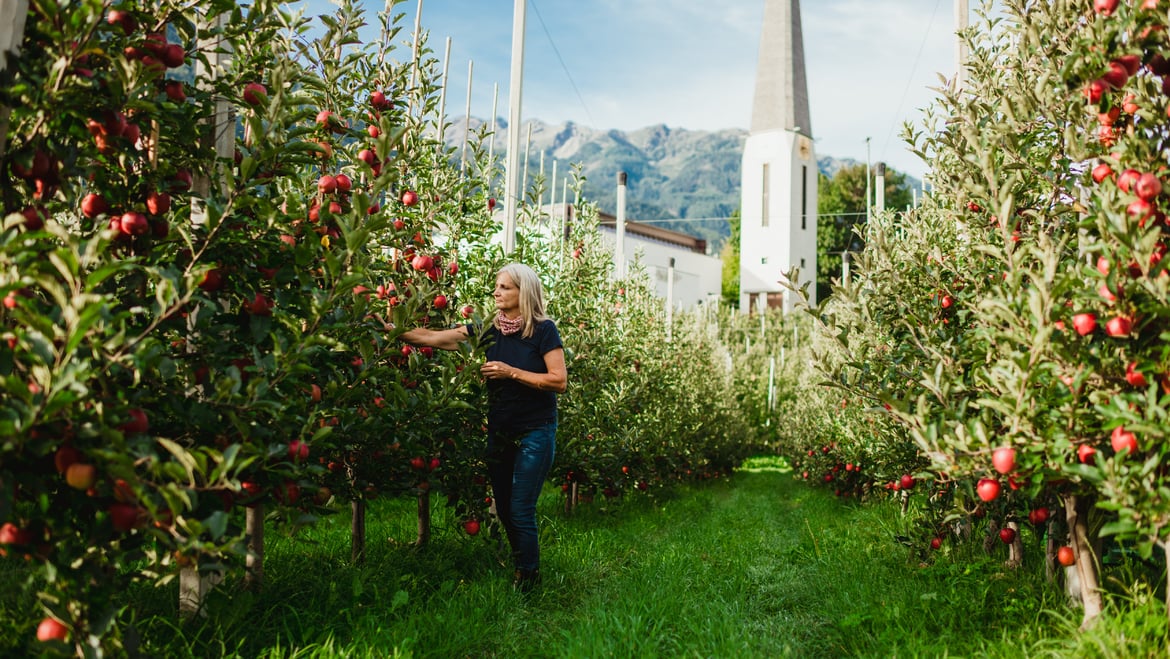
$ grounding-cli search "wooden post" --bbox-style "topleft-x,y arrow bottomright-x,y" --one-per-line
351,499 -> 366,564
1005,520 -> 1022,569
244,504 -> 264,589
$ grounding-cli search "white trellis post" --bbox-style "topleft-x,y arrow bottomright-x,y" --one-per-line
501,0 -> 525,254
549,159 -> 556,221
407,0 -> 424,116
615,172 -> 627,278
520,121 -> 532,205
0,0 -> 29,160
487,82 -> 499,182
180,8 -> 234,618
435,37 -> 451,154
666,257 -> 675,342
459,58 -> 472,175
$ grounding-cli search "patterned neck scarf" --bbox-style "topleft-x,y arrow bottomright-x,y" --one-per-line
496,311 -> 524,336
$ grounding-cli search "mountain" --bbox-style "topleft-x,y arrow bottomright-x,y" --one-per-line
443,117 -> 899,252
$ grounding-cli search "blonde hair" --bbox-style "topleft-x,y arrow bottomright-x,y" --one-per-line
495,263 -> 549,338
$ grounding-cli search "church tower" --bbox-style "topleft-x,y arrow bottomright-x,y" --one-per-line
739,0 -> 817,312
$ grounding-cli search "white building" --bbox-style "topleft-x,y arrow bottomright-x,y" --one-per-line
595,211 -> 722,309
739,0 -> 817,312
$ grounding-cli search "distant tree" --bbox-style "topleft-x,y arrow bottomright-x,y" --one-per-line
816,164 -> 912,301
721,209 -> 741,307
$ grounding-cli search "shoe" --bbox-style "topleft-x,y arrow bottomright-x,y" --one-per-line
512,568 -> 541,593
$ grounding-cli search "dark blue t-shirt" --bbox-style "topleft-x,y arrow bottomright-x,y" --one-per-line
476,319 -> 562,436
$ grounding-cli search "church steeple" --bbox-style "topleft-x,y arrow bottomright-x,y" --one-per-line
750,0 -> 811,137
738,0 -> 817,312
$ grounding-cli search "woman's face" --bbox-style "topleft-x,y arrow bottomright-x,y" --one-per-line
493,272 -> 520,315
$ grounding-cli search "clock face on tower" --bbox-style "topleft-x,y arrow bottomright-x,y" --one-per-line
798,136 -> 812,161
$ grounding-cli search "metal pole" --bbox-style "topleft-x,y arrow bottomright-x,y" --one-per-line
616,172 -> 627,278
502,0 -> 526,254
768,356 -> 776,410
875,162 -> 886,214
460,59 -> 473,175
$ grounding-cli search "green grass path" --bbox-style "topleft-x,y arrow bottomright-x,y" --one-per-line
63,460 -> 1170,656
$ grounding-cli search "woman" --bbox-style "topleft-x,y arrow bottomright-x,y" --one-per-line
397,263 -> 566,592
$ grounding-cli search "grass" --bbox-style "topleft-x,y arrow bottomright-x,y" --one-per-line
5,456 -> 1170,656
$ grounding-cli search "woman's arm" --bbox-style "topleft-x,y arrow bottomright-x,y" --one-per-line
398,325 -> 470,351
481,347 -> 567,393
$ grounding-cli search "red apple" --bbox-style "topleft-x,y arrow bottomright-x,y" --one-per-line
164,79 -> 186,102
401,190 -> 418,206
1136,172 -> 1163,201
198,268 -> 224,292
463,518 -> 480,535
991,447 -> 1016,474
370,90 -> 391,110
145,191 -> 171,215
1077,443 -> 1097,465
54,445 -> 80,473
335,173 -> 352,192
1094,0 -> 1119,15
976,478 -> 1000,502
247,293 -> 273,316
1057,545 -> 1075,567
930,537 -> 942,550
36,617 -> 68,643
65,463 -> 97,490
1028,507 -> 1050,525
460,305 -> 474,318
899,474 -> 915,490
108,503 -> 140,531
1118,168 -> 1141,192
410,456 -> 426,471
1126,361 -> 1148,387
1111,426 -> 1138,455
1091,162 -> 1114,184
80,192 -> 108,218
1072,313 -> 1097,336
106,9 -> 137,34
1105,315 -> 1132,337
411,254 -> 433,271
999,527 -> 1017,544
433,294 -> 448,310
119,211 -> 149,236
121,408 -> 149,434
318,175 -> 337,194
288,439 -> 309,462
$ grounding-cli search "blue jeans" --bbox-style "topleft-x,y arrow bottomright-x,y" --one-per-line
487,422 -> 556,573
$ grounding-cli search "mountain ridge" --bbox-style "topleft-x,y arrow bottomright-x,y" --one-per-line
444,117 -> 880,251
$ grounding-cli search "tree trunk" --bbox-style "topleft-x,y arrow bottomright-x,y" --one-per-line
1063,493 -> 1103,629
351,499 -> 366,565
1044,518 -> 1057,583
1005,520 -> 1022,569
244,504 -> 264,590
416,489 -> 431,546
984,517 -> 1000,555
900,489 -> 910,516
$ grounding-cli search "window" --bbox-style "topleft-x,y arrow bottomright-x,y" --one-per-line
801,258 -> 806,268
801,165 -> 807,230
761,163 -> 770,227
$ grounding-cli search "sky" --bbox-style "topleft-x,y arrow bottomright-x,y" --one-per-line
299,0 -> 982,181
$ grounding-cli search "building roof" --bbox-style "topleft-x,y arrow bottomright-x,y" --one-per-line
596,210 -> 709,254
